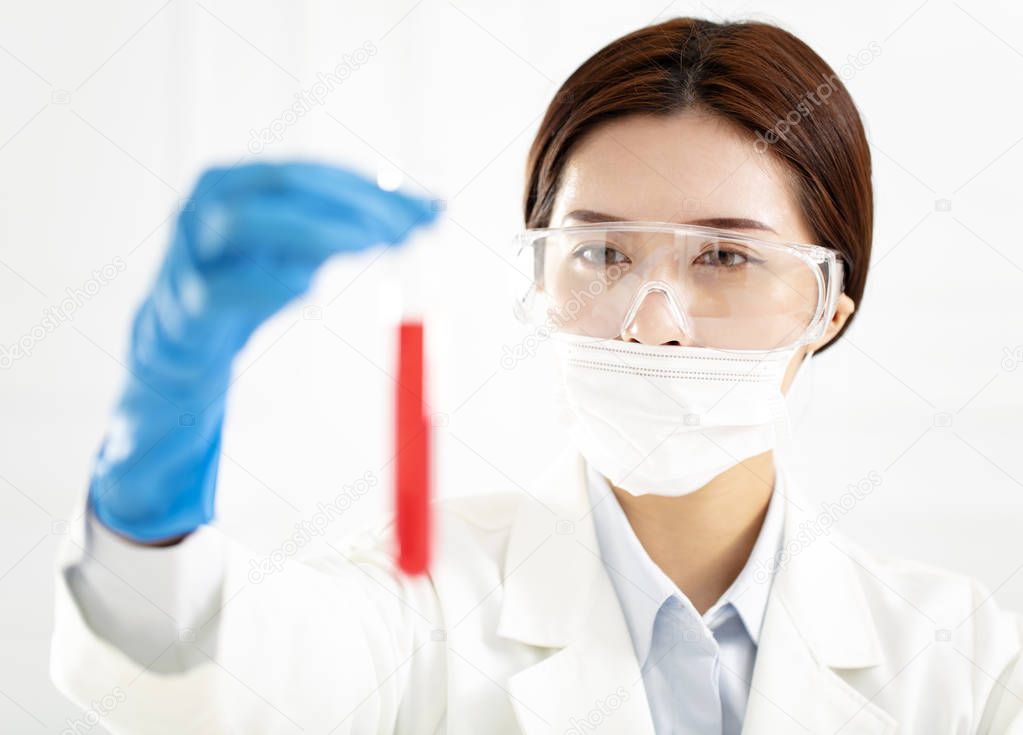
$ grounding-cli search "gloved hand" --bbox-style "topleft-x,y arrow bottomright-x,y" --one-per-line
88,161 -> 441,542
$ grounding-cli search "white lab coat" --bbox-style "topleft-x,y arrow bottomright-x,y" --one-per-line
51,449 -> 1023,733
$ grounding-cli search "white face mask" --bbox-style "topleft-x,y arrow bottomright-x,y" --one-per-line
552,334 -> 806,497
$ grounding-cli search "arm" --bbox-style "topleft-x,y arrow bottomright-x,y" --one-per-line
978,615 -> 1023,734
51,161 -> 445,733
53,500 -> 448,733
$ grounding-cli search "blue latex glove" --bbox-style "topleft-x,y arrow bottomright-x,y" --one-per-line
88,162 -> 440,542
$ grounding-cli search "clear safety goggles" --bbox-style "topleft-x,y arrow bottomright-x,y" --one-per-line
512,221 -> 844,352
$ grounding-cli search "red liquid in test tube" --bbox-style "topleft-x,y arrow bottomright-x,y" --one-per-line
394,304 -> 430,575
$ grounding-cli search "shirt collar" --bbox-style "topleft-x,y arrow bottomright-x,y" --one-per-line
585,461 -> 785,666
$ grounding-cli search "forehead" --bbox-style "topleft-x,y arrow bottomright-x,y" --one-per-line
549,111 -> 812,242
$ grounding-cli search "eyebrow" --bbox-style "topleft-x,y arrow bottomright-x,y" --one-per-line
563,209 -> 778,234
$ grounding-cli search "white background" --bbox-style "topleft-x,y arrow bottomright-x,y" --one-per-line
1,0 -> 1022,731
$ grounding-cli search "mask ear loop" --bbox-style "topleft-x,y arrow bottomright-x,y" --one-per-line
776,252 -> 837,491
771,344 -> 816,494
787,347 -> 815,428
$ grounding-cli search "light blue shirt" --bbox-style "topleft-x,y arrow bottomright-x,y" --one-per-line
585,463 -> 785,734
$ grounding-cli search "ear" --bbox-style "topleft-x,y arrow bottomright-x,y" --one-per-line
807,292 -> 855,354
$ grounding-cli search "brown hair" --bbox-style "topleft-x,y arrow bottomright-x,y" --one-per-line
523,17 -> 873,353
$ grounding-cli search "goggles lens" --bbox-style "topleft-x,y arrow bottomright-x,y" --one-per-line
514,224 -> 840,351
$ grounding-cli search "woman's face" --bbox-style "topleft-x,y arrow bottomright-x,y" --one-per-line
548,109 -> 855,392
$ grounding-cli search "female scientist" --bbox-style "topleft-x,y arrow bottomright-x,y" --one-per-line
51,16 -> 1022,734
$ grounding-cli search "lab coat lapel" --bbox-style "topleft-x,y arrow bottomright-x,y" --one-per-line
498,450 -> 656,734
495,452 -> 898,734
741,465 -> 897,734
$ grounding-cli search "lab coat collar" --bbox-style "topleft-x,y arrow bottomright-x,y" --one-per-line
497,449 -> 896,734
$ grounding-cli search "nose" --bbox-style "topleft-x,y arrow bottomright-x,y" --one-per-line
620,289 -> 694,346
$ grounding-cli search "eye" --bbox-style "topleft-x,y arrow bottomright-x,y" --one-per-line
572,242 -> 631,267
693,244 -> 763,268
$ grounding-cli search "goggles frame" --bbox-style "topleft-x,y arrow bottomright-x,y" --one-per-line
512,220 -> 845,353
